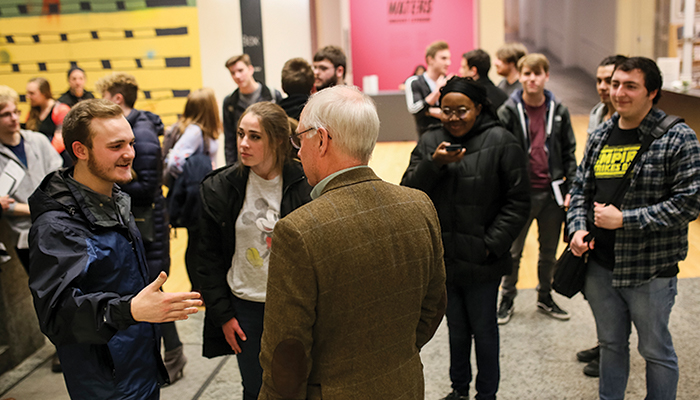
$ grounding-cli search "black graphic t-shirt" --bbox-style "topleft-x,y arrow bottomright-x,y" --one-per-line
590,124 -> 641,269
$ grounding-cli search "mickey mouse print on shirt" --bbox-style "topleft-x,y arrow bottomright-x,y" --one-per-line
240,198 -> 279,268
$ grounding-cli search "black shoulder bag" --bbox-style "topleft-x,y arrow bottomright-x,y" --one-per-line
553,114 -> 683,298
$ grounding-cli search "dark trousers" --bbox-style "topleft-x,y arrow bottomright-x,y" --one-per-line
232,296 -> 265,400
17,247 -> 30,275
502,188 -> 564,300
185,226 -> 201,291
446,279 -> 500,400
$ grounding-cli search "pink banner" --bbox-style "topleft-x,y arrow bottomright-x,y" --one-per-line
350,0 -> 475,91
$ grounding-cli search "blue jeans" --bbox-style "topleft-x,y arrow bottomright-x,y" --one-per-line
585,260 -> 678,400
446,279 -> 500,400
502,188 -> 564,299
232,296 -> 265,400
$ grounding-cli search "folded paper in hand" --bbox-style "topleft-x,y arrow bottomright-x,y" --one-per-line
0,160 -> 25,196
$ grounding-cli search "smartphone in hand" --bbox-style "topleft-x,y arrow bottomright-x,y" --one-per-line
445,144 -> 463,152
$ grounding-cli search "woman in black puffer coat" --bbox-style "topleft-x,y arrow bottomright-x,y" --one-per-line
401,76 -> 530,400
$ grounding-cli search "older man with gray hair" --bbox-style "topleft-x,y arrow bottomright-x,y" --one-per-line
258,86 -> 447,399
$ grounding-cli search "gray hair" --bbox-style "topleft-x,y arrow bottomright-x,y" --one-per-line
301,86 -> 379,163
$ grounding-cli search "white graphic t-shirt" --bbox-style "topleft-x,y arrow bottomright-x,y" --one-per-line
227,170 -> 283,302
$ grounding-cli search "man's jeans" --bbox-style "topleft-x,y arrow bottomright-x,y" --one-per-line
446,279 -> 500,400
501,188 -> 564,300
585,259 -> 678,400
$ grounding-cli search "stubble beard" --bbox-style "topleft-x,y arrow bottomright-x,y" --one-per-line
316,75 -> 338,92
87,156 -> 133,186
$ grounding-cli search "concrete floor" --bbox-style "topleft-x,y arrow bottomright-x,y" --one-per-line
3,278 -> 700,399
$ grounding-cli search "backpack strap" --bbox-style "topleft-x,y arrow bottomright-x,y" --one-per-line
649,115 -> 683,140
608,114 -> 684,206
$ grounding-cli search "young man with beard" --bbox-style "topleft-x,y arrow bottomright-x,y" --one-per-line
312,45 -> 346,91
497,53 -> 577,325
405,40 -> 453,136
568,57 -> 700,400
223,54 -> 282,165
28,99 -> 202,399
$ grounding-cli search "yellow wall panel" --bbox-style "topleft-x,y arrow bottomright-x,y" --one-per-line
0,7 -> 202,126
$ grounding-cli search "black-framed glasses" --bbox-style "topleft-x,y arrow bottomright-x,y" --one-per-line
441,107 -> 469,119
290,127 -> 333,149
290,127 -> 316,149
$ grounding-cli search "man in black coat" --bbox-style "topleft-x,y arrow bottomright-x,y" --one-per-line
459,49 -> 508,109
278,58 -> 314,121
223,54 -> 283,165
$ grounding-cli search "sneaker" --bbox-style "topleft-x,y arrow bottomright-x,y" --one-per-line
497,297 -> 514,325
440,390 -> 469,400
536,295 -> 570,320
583,358 -> 600,377
576,345 -> 600,363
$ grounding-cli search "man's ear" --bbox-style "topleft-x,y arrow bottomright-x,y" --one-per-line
336,66 -> 345,80
648,88 -> 659,102
317,127 -> 330,156
114,93 -> 125,106
72,141 -> 89,161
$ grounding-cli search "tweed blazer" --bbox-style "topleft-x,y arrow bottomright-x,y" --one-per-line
258,167 -> 446,400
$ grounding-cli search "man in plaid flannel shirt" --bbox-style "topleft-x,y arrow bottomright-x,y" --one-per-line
568,57 -> 700,399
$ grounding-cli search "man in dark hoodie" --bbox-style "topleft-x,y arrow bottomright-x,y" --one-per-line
459,49 -> 508,109
278,57 -> 314,121
496,53 -> 577,325
96,72 -> 188,384
223,54 -> 283,165
28,99 -> 202,399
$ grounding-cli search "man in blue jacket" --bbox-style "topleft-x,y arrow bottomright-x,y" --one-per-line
28,99 -> 202,399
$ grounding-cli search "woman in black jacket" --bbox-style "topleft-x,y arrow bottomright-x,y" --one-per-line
401,77 -> 530,400
196,102 -> 312,400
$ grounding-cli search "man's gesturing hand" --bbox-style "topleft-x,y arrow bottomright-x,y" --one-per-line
131,271 -> 202,323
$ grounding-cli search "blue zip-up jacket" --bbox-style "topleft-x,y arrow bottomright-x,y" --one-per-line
28,168 -> 167,399
497,89 -> 577,192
